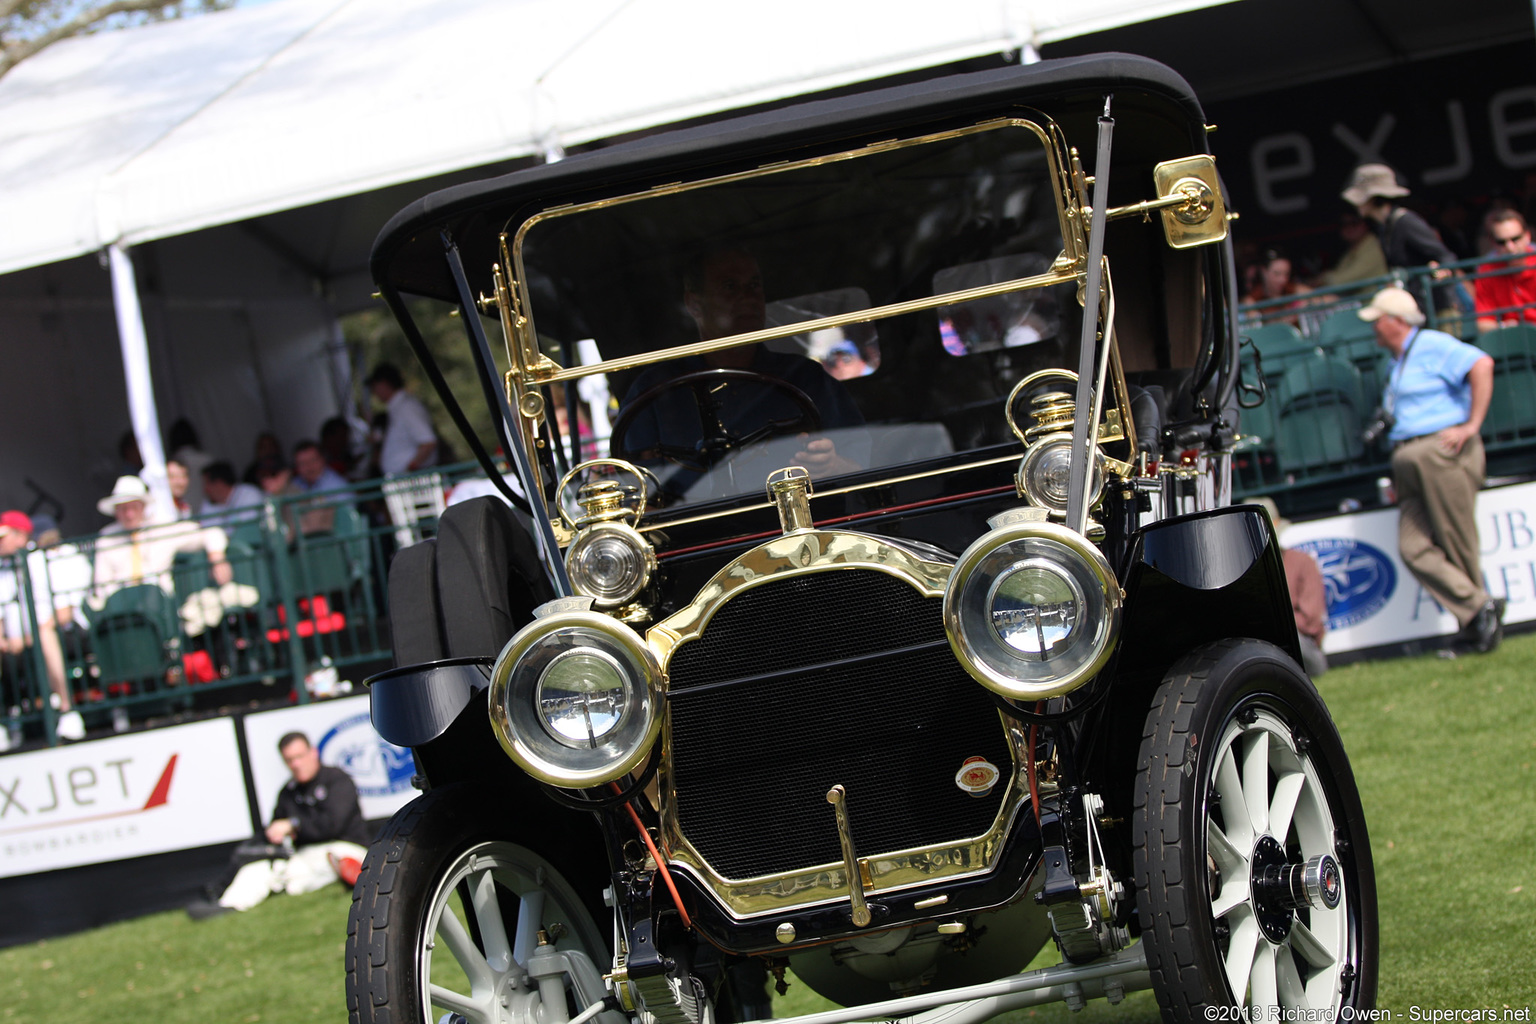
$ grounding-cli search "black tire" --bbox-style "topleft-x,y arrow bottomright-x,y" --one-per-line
346,783 -> 612,1024
1132,639 -> 1377,1020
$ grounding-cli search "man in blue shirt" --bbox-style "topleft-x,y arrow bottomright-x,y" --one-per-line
1361,286 -> 1502,652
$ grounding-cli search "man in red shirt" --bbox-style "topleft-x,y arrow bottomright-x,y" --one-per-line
1474,209 -> 1536,332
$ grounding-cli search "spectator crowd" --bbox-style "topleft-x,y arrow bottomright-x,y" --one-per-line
0,364 -> 446,747
1240,163 -> 1536,335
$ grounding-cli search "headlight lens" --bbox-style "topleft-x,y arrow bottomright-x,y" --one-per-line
537,648 -> 629,746
944,520 -> 1120,699
566,523 -> 655,608
490,610 -> 663,787
1017,434 -> 1104,517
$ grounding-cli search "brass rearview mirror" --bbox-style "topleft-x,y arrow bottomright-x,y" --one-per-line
1152,155 -> 1227,249
1105,154 -> 1228,249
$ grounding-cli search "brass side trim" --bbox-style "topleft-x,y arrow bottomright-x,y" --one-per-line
661,738 -> 1028,920
645,530 -> 950,665
635,454 -> 1021,537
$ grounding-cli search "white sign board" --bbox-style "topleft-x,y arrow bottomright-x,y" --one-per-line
1281,479 -> 1536,654
243,694 -> 416,825
0,718 -> 252,878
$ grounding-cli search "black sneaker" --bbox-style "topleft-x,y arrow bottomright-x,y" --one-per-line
1473,600 -> 1502,654
186,898 -> 235,921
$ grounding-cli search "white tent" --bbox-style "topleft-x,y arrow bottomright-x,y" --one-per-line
0,0 -> 1233,525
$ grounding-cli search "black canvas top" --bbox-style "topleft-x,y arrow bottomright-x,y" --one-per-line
371,53 -> 1205,303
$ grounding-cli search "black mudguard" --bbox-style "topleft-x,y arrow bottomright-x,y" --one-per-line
1080,504 -> 1302,874
1116,503 -> 1301,677
369,657 -> 491,748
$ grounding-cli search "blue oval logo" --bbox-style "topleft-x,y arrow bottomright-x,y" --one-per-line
1293,537 -> 1396,630
318,712 -> 415,799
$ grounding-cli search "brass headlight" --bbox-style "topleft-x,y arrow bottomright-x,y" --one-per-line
943,519 -> 1120,700
1017,433 -> 1105,517
566,522 -> 655,609
489,606 -> 663,787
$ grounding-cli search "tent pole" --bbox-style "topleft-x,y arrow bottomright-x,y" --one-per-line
107,243 -> 172,517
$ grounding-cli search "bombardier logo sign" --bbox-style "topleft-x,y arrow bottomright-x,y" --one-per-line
1280,481 -> 1534,654
0,753 -> 177,833
0,718 -> 252,879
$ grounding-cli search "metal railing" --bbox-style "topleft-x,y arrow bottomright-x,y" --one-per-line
1,462 -> 491,748
1233,254 -> 1536,516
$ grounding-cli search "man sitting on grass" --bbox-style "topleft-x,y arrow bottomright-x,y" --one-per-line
187,731 -> 370,919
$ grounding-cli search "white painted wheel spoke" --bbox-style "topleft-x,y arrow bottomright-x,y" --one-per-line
1249,942 -> 1279,1009
1289,918 -> 1338,970
514,889 -> 546,969
1208,819 -> 1247,876
1211,876 -> 1250,919
469,867 -> 515,973
1242,729 -> 1271,837
429,981 -> 489,1022
1224,908 -> 1261,1001
436,904 -> 496,993
1276,945 -> 1310,1008
1269,770 -> 1305,844
1215,746 -> 1253,845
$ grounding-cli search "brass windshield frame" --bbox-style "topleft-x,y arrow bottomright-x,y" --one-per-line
504,117 -> 1080,384
486,113 -> 1143,531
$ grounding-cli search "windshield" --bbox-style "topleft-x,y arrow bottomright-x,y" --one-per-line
513,120 -> 1084,508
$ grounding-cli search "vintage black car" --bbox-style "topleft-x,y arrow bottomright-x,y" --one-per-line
346,53 -> 1377,1024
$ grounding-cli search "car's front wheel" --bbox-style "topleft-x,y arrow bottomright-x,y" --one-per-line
1132,639 -> 1377,1020
346,783 -> 614,1024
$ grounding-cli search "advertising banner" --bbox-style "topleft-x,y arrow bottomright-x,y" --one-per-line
1281,480 -> 1535,655
243,694 -> 416,824
0,718 -> 251,879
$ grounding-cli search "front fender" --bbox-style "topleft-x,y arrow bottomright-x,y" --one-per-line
367,657 -> 492,748
1117,505 -> 1300,678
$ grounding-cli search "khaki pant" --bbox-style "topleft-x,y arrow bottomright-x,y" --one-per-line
1390,433 -> 1487,628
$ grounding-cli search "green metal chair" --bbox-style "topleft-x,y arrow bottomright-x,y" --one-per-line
1243,322 -> 1316,360
1316,307 -> 1375,349
1479,324 -> 1536,443
290,504 -> 371,597
1275,355 -> 1366,476
225,539 -> 271,598
1317,308 -> 1391,407
275,504 -> 375,644
92,584 -> 179,689
170,549 -> 213,605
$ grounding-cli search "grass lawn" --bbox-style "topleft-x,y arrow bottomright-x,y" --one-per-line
1,883 -> 353,1023
4,635 -> 1533,1023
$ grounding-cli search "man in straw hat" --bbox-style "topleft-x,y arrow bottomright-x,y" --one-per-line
1342,163 -> 1456,274
90,475 -> 233,606
1359,286 -> 1502,652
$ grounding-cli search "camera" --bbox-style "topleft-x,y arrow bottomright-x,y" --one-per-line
1361,406 -> 1394,446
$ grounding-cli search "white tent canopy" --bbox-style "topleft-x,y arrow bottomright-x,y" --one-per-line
0,0 -> 1233,276
0,0 -> 1232,527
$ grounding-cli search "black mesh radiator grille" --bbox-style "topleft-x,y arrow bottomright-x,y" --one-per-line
667,569 -> 1013,881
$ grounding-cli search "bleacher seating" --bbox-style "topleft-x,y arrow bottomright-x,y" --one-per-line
1478,324 -> 1536,443
1275,355 -> 1366,476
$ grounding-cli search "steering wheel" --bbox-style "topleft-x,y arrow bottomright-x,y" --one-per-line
610,368 -> 821,473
